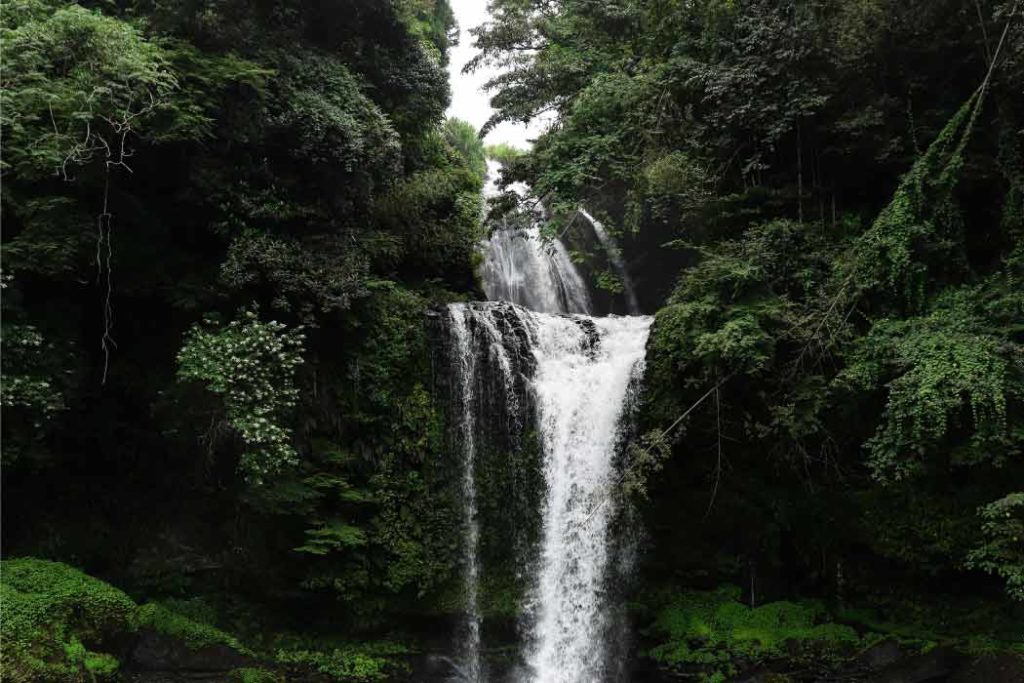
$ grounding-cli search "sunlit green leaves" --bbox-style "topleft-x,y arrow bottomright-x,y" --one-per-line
443,118 -> 487,184
1,0 -> 180,177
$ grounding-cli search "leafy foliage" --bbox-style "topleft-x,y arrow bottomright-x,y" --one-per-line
967,493 -> 1024,601
275,641 -> 410,682
485,142 -> 525,166
644,585 -> 860,681
219,231 -> 369,320
847,93 -> 981,310
840,279 -> 1022,482
0,322 -> 65,419
136,602 -> 252,654
177,309 -> 305,484
1,0 -> 181,178
232,668 -> 282,683
443,117 -> 488,184
0,558 -> 136,683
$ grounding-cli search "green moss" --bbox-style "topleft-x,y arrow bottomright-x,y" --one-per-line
0,557 -> 136,682
135,602 -> 253,655
64,638 -> 119,677
644,586 -> 860,681
275,641 -> 410,682
231,667 -> 283,683
479,572 -> 525,619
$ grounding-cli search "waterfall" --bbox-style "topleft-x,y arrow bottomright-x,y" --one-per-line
443,2 -> 652,678
577,208 -> 640,315
480,227 -> 593,315
480,163 -> 592,315
448,308 -> 484,683
447,162 -> 649,683
446,299 -> 651,682
524,312 -> 652,683
447,301 -> 537,683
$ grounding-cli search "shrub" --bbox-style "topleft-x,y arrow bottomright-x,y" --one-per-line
135,602 -> 252,654
0,558 -> 137,682
275,641 -> 410,682
177,308 -> 305,484
645,585 -> 860,681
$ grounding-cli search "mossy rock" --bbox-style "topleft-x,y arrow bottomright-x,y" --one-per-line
135,603 -> 252,654
1,557 -> 137,682
643,585 -> 861,681
0,558 -> 263,681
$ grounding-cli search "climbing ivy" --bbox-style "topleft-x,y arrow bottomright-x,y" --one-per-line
840,280 -> 1022,482
847,93 -> 981,311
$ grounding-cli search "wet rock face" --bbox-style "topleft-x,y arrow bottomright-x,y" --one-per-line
575,316 -> 601,359
442,301 -> 548,677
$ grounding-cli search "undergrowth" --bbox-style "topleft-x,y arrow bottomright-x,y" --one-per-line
642,585 -> 860,681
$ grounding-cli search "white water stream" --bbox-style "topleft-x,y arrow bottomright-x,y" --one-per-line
480,226 -> 593,316
448,300 -> 650,683
446,4 -> 651,680
448,309 -> 485,683
524,313 -> 651,682
448,213 -> 651,681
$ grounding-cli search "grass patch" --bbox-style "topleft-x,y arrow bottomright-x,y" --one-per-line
231,667 -> 283,683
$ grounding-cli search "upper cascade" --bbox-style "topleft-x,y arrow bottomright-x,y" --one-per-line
479,161 -> 593,316
480,226 -> 593,315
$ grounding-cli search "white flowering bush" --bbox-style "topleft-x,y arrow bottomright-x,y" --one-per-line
177,309 -> 305,483
1,323 -> 66,425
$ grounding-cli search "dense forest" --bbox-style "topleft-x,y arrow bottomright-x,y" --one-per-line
1,1 -> 1022,682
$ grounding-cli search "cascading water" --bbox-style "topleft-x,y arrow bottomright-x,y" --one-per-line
447,299 -> 651,682
447,300 -> 537,683
448,309 -> 484,683
524,312 -> 652,683
447,189 -> 651,678
577,208 -> 640,315
479,162 -> 593,315
443,86 -> 650,674
480,227 -> 593,315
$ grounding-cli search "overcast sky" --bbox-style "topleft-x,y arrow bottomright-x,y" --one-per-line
446,0 -> 551,148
